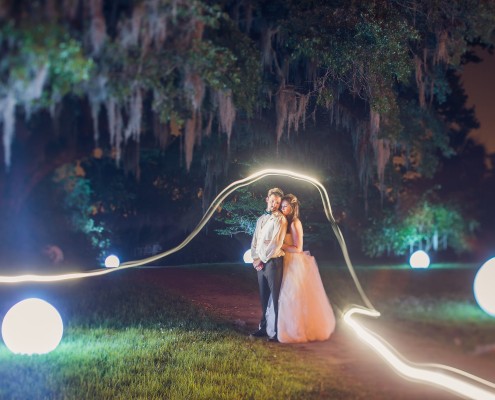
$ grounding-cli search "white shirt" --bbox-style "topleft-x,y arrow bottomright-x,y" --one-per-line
251,211 -> 287,263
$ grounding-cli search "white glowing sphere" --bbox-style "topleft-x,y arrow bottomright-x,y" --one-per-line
474,257 -> 495,317
1,298 -> 63,355
243,249 -> 253,264
409,250 -> 430,268
104,254 -> 120,268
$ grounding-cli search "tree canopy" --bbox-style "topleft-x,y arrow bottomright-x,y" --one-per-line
1,1 -> 493,173
0,0 -> 494,263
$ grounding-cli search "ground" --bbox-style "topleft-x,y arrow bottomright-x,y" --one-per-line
134,262 -> 495,399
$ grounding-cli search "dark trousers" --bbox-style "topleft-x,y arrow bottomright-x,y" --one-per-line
257,257 -> 283,335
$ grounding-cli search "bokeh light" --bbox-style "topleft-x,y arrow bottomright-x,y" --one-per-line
104,254 -> 120,268
1,298 -> 63,355
474,257 -> 495,317
409,250 -> 430,268
243,249 -> 253,264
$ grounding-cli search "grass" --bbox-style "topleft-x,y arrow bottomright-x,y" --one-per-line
0,273 -> 359,400
375,296 -> 495,352
1,262 -> 494,399
318,261 -> 495,355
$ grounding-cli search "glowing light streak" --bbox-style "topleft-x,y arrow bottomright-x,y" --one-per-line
0,169 -> 374,311
1,168 -> 494,398
0,269 -> 118,283
409,250 -> 430,268
343,307 -> 495,399
474,257 -> 495,317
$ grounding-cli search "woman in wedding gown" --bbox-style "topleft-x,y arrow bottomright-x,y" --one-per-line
266,194 -> 336,343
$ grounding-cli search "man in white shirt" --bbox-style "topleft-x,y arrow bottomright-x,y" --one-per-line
250,187 -> 287,341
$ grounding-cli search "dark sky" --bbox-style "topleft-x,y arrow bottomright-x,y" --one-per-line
461,47 -> 495,155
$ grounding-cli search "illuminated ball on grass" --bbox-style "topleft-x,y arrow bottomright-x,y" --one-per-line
474,257 -> 495,317
1,298 -> 63,355
243,249 -> 253,264
104,254 -> 120,268
409,250 -> 430,269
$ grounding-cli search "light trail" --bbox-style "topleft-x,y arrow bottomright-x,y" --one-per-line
343,307 -> 495,399
0,168 -> 373,310
1,168 -> 495,399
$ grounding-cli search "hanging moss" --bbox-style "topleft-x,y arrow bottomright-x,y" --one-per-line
1,0 -> 494,202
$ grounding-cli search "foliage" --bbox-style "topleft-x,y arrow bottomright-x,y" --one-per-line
73,150 -> 212,262
207,16 -> 262,115
0,21 -> 92,101
362,200 -> 479,257
214,187 -> 265,237
213,184 -> 341,249
52,163 -> 111,258
0,20 -> 92,165
0,0 -> 493,263
285,1 -> 417,112
2,0 -> 493,178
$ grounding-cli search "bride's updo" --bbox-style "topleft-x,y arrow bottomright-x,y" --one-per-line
282,194 -> 300,227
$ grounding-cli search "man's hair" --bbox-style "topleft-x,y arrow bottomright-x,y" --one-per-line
267,187 -> 284,198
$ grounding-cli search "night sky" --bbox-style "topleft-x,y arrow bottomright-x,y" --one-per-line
462,47 -> 495,155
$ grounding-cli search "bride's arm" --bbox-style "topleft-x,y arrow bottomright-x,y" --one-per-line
282,219 -> 303,253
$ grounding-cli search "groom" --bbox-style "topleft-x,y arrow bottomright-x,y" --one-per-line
250,187 -> 287,341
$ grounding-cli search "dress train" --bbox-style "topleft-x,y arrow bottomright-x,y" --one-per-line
266,250 -> 335,343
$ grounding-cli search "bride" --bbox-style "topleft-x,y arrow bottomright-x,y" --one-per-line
266,194 -> 336,343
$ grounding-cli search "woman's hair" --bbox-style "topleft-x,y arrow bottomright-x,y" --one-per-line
282,194 -> 300,228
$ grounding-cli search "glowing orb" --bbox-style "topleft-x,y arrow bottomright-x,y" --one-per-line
409,250 -> 430,269
474,257 -> 495,317
104,255 -> 120,268
1,298 -> 63,355
243,249 -> 253,264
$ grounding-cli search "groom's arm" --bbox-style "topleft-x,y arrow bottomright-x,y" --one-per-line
251,218 -> 262,268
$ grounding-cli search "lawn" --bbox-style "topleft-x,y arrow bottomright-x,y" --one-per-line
319,262 -> 495,355
0,272 -> 361,400
0,262 -> 494,399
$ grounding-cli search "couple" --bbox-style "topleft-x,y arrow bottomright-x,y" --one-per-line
250,187 -> 336,343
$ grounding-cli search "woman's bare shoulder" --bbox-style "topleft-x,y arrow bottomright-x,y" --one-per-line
292,218 -> 303,228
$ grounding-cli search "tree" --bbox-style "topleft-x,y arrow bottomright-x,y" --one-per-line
2,1 -> 493,182
362,200 -> 478,257
214,187 -> 265,237
1,0 -> 494,264
52,163 -> 111,259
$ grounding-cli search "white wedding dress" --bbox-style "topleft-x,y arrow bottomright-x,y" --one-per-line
266,234 -> 336,343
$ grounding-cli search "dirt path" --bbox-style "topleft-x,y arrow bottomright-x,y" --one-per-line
135,265 -> 495,400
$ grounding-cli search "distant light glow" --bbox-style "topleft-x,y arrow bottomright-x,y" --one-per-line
243,250 -> 253,264
409,250 -> 430,268
2,298 -> 63,355
104,254 -> 120,268
344,307 -> 495,399
474,257 -> 495,317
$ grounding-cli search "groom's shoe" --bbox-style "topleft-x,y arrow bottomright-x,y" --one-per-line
249,329 -> 268,338
267,336 -> 279,343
